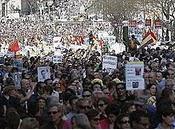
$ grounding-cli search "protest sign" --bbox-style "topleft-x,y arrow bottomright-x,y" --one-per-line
102,55 -> 117,72
52,55 -> 63,63
0,57 -> 5,65
37,66 -> 51,82
12,72 -> 22,89
125,62 -> 145,90
13,60 -> 23,71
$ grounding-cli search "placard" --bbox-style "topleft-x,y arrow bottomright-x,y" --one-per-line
0,57 -> 5,65
12,72 -> 22,89
52,55 -> 63,63
37,66 -> 51,82
125,62 -> 145,90
102,55 -> 117,72
13,60 -> 23,71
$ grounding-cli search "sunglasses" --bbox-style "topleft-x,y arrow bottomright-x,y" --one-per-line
104,92 -> 110,95
83,94 -> 91,98
92,118 -> 100,121
98,103 -> 106,107
121,120 -> 130,124
79,105 -> 91,109
48,110 -> 60,115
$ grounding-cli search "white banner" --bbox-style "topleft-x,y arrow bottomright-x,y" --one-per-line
125,62 -> 145,90
37,66 -> 51,82
102,55 -> 117,72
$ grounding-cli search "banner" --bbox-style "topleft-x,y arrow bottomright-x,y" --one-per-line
37,66 -> 51,82
141,29 -> 157,47
102,55 -> 117,72
125,62 -> 145,90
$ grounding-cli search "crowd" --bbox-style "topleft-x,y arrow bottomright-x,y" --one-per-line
0,0 -> 175,129
0,40 -> 174,129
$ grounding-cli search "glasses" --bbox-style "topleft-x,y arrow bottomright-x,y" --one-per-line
98,103 -> 106,107
92,118 -> 100,121
48,111 -> 58,115
121,120 -> 130,124
79,105 -> 92,109
104,92 -> 110,95
83,94 -> 91,98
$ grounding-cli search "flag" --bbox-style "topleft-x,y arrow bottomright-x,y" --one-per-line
141,29 -> 157,47
8,40 -> 20,52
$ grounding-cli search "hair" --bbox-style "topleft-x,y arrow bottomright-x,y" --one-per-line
82,88 -> 93,95
71,114 -> 91,129
129,110 -> 149,127
86,109 -> 99,121
69,95 -> 78,106
121,102 -> 135,114
96,97 -> 109,107
146,83 -> 157,90
160,88 -> 174,100
20,117 -> 39,129
105,103 -> 120,116
6,111 -> 20,129
114,113 -> 130,128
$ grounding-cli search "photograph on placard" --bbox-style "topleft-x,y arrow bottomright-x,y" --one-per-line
12,72 -> 22,89
37,66 -> 50,82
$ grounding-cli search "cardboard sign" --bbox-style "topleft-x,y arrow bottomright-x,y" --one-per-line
12,72 -> 22,89
125,62 -> 145,90
37,66 -> 51,82
102,55 -> 117,72
52,55 -> 63,63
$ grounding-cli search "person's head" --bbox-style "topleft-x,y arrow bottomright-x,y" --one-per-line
86,109 -> 100,129
148,72 -> 156,84
21,78 -> 31,91
116,82 -> 126,100
147,84 -> 157,96
156,71 -> 163,82
71,114 -> 91,129
165,79 -> 175,89
102,87 -> 110,98
121,102 -> 136,114
105,103 -> 120,123
44,79 -> 53,87
115,113 -> 131,129
77,98 -> 92,113
6,110 -> 20,129
161,88 -> 175,103
47,103 -> 64,123
129,110 -> 150,129
82,88 -> 93,100
69,96 -> 79,112
97,97 -> 109,113
37,96 -> 47,110
20,117 -> 39,129
3,85 -> 17,97
166,69 -> 175,79
157,100 -> 175,125
35,82 -> 46,95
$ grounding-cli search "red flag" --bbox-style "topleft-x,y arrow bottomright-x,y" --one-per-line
8,40 -> 20,52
